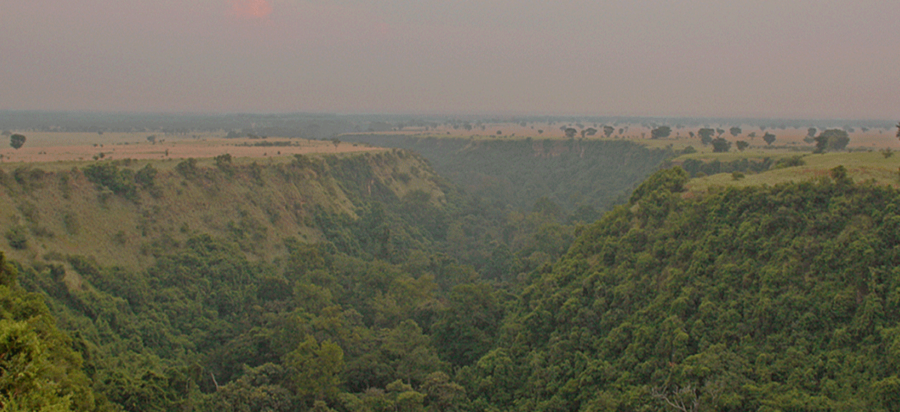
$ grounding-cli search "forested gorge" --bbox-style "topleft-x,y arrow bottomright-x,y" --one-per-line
0,150 -> 586,411
3,146 -> 900,411
338,135 -> 672,215
482,167 -> 900,411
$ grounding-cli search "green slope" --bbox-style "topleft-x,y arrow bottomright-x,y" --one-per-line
0,151 -> 445,270
465,167 -> 900,411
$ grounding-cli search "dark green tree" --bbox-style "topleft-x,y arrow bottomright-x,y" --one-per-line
9,134 -> 25,150
729,126 -> 741,137
698,128 -> 714,145
651,126 -> 672,139
603,125 -> 615,137
762,132 -> 776,146
735,140 -> 749,152
814,129 -> 850,152
711,137 -> 731,153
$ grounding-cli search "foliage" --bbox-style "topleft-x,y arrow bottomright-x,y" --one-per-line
697,128 -> 714,146
337,136 -> 671,213
9,134 -> 25,150
735,140 -> 749,152
4,226 -> 28,250
762,132 -> 777,145
83,162 -> 138,200
815,129 -> 851,153
469,168 -> 900,411
680,157 -> 774,178
0,251 -> 108,411
651,126 -> 672,139
710,137 -> 731,153
775,155 -> 806,168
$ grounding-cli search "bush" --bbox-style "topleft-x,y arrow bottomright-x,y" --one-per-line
5,225 -> 28,249
775,155 -> 806,169
176,158 -> 199,179
83,162 -> 137,200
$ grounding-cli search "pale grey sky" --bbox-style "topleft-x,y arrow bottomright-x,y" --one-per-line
2,0 -> 898,119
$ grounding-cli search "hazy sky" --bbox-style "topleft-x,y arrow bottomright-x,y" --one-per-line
2,0 -> 899,119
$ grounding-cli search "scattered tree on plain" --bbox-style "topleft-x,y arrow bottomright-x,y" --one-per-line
814,129 -> 850,152
762,132 -> 776,146
651,126 -> 672,139
711,137 -> 731,153
729,127 -> 741,137
564,128 -> 577,138
698,128 -> 715,146
9,134 -> 26,150
603,125 -> 615,138
735,140 -> 749,152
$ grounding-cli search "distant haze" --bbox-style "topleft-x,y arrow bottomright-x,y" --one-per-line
2,1 -> 899,119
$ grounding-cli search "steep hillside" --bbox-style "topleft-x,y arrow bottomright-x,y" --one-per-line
463,167 -> 900,411
339,135 -> 673,215
1,149 -> 579,411
0,150 -> 445,270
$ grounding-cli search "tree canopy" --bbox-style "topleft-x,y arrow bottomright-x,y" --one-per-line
814,129 -> 850,152
651,126 -> 672,139
9,134 -> 25,150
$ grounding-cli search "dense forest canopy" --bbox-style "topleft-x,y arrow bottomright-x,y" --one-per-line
337,135 -> 672,214
473,167 -> 900,411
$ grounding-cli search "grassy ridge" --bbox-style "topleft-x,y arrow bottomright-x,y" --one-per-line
0,151 -> 445,270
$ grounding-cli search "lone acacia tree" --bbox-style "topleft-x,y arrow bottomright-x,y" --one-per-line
9,134 -> 26,150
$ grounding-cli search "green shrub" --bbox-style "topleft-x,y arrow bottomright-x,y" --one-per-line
5,225 -> 28,249
775,155 -> 806,168
83,162 -> 137,200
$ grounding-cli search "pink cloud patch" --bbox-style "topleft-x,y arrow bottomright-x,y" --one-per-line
231,0 -> 273,19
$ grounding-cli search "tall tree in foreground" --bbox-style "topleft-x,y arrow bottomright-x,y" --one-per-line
0,251 -> 106,411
